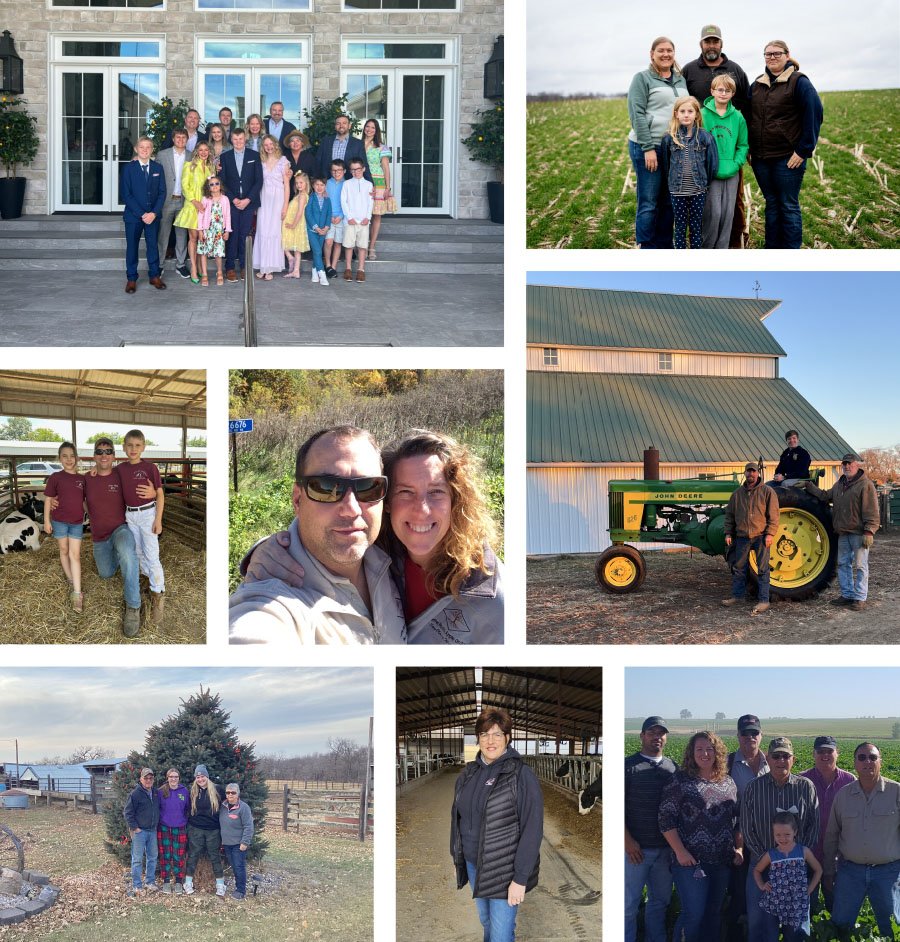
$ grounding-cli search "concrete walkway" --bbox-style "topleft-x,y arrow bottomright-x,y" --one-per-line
396,767 -> 602,941
0,269 -> 503,346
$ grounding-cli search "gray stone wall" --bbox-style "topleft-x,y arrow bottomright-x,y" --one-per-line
2,0 -> 502,216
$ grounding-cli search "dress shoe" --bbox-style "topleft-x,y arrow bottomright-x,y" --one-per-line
344,269 -> 353,281
125,280 -> 137,294
149,277 -> 167,290
226,270 -> 238,283
356,270 -> 366,283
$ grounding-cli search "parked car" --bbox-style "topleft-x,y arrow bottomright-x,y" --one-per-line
13,461 -> 63,484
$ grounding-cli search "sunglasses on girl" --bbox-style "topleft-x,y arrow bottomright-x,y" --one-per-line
296,474 -> 388,503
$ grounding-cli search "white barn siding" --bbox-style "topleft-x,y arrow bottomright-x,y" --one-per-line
527,347 -> 777,377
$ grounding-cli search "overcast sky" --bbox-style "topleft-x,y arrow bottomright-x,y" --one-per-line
0,668 -> 373,762
527,271 -> 900,451
527,0 -> 900,94
627,667 -> 900,718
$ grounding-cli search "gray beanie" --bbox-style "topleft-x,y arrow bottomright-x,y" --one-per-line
194,764 -> 209,778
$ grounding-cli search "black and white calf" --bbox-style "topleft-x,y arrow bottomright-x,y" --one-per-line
577,775 -> 602,815
0,514 -> 41,553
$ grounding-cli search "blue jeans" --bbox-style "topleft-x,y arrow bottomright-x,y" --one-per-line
746,864 -> 810,940
837,533 -> 869,601
92,523 -> 141,609
465,861 -> 518,942
672,861 -> 730,942
51,520 -> 83,540
625,847 -> 673,942
629,139 -> 673,248
224,844 -> 247,895
732,534 -> 771,603
308,229 -> 326,271
131,827 -> 158,889
832,858 -> 900,937
751,156 -> 807,248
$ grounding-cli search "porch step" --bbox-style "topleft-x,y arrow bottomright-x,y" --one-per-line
0,215 -> 503,272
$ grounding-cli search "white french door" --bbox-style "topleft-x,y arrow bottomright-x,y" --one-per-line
343,67 -> 454,214
197,68 -> 306,130
53,65 -> 165,212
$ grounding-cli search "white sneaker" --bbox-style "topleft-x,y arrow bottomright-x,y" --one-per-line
310,267 -> 318,283
318,271 -> 329,286
216,883 -> 226,897
183,881 -> 195,895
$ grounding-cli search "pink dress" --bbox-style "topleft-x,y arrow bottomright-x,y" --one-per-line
252,156 -> 289,274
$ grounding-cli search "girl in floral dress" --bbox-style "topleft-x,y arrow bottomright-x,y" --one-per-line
754,811 -> 822,941
282,171 -> 310,278
361,118 -> 395,259
196,176 -> 231,286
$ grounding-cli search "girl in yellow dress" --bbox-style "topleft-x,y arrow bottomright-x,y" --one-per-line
282,171 -> 311,278
174,141 -> 216,283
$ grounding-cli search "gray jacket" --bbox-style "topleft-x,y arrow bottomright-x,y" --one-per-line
229,518 -> 407,645
219,799 -> 254,847
156,145 -> 193,199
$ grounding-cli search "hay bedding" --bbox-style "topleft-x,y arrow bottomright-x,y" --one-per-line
0,531 -> 206,644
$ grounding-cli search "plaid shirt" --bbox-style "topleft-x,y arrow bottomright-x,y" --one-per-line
332,136 -> 350,162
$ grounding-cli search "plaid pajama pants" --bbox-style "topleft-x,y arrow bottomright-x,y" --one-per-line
157,824 -> 188,882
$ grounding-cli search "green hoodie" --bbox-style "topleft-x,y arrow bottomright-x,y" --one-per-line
701,96 -> 748,179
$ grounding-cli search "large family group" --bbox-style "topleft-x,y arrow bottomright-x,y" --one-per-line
627,716 -> 900,941
627,25 -> 823,248
121,109 -> 394,293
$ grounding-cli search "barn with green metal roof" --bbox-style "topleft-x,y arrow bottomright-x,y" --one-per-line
526,285 -> 857,555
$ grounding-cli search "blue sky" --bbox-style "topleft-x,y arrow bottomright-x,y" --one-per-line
0,668 -> 373,760
627,667 -> 900,718
527,271 -> 900,450
0,419 -> 204,450
527,0 -> 900,94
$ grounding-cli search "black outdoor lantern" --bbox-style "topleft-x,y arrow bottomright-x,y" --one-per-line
483,35 -> 503,100
0,30 -> 24,95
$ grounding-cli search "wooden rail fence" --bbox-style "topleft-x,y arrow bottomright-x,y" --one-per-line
280,785 -> 373,841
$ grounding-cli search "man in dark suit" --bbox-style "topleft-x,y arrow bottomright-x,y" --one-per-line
316,114 -> 369,182
161,108 -> 208,151
218,127 -> 263,281
121,136 -> 167,294
263,101 -> 296,150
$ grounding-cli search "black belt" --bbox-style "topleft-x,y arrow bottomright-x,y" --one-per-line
126,502 -> 156,512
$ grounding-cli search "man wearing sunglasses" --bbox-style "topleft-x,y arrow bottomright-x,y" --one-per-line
229,425 -> 406,644
824,744 -> 900,939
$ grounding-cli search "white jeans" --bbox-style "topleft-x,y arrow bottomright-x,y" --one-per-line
126,504 -> 165,593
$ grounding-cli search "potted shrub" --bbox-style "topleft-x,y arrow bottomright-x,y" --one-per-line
462,98 -> 503,223
144,96 -> 190,153
0,96 -> 39,219
302,94 -> 360,158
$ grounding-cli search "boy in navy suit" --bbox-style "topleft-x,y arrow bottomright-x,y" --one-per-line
121,136 -> 167,294
218,128 -> 263,281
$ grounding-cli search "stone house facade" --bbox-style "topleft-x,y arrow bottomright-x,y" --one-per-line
4,0 -> 502,217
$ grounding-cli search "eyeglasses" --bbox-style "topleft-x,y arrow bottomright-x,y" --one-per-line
739,731 -> 761,737
764,52 -> 786,58
94,448 -> 114,455
478,732 -> 506,741
296,474 -> 388,504
350,166 -> 365,173
856,754 -> 880,762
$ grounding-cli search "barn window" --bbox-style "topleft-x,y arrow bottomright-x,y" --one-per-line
658,352 -> 673,371
543,347 -> 559,366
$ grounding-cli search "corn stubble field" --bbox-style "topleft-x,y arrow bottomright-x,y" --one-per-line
527,90 -> 900,249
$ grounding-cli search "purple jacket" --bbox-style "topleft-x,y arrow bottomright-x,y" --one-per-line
158,784 -> 190,828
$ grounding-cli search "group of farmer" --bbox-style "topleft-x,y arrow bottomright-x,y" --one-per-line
627,24 -> 823,248
627,715 -> 900,941
722,429 -> 879,615
123,764 -> 254,900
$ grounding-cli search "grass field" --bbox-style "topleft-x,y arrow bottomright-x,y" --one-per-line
527,89 -> 900,249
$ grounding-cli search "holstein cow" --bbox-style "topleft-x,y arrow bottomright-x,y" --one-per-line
554,760 -> 602,814
0,514 -> 41,553
18,492 -> 44,523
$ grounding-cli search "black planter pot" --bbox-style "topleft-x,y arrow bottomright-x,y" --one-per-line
0,177 -> 26,219
487,180 -> 504,224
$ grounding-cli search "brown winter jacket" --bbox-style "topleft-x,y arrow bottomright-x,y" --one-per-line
724,480 -> 780,540
807,470 -> 879,535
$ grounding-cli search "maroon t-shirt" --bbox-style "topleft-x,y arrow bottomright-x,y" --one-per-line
403,555 -> 443,620
44,471 -> 87,524
83,470 -> 127,543
117,460 -> 162,508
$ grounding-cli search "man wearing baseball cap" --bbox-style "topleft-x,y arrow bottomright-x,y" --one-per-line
625,716 -> 677,942
799,735 -> 855,913
741,737 -> 820,940
123,768 -> 160,895
804,454 -> 879,610
723,463 -> 780,615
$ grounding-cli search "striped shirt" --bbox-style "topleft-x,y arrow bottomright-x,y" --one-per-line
625,753 -> 678,849
741,772 -> 820,862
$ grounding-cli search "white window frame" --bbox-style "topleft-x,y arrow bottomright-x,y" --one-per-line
658,352 -> 673,372
341,0 -> 458,10
340,35 -> 457,66
48,0 -> 166,10
543,348 -> 559,367
51,33 -> 166,64
194,0 -> 311,11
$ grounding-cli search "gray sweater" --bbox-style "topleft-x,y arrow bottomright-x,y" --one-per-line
219,799 -> 254,846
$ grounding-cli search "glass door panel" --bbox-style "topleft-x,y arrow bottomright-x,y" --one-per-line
258,71 -> 303,127
61,69 -> 105,208
201,71 -> 247,127
346,72 -> 390,144
400,73 -> 445,210
116,71 -> 160,205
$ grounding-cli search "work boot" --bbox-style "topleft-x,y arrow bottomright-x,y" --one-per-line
750,602 -> 770,616
721,597 -> 741,606
850,600 -> 866,611
830,596 -> 853,606
150,591 -> 165,626
123,604 -> 141,639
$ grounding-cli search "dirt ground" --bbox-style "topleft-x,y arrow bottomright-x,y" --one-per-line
527,527 -> 900,645
396,767 -> 601,941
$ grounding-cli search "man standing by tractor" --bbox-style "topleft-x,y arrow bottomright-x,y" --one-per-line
722,463 -> 780,615
804,454 -> 879,611
765,429 -> 812,487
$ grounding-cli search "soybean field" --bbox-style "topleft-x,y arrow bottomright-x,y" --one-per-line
527,89 -> 900,249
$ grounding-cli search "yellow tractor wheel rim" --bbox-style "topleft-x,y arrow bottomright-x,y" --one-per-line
604,556 -> 637,587
751,509 -> 829,589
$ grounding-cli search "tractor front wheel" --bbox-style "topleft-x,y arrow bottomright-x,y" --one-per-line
595,545 -> 646,594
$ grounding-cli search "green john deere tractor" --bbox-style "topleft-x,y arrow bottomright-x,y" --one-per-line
595,450 -> 837,600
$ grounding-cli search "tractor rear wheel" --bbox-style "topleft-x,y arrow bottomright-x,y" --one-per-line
748,486 -> 837,600
595,545 -> 646,593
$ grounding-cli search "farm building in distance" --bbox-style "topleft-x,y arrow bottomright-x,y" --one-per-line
2,760 -> 125,794
526,285 -> 857,555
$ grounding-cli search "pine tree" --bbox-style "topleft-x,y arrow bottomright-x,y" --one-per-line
103,687 -> 269,867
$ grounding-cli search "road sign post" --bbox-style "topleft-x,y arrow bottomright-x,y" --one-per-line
229,419 -> 253,494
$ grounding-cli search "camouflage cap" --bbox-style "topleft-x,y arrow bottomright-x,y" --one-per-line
767,737 -> 794,756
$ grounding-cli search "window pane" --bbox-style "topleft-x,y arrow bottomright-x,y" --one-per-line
203,41 -> 303,59
63,73 -> 82,116
422,119 -> 442,163
62,41 -> 160,56
402,120 -> 421,162
402,76 -> 422,119
199,0 -> 309,6
347,42 -> 445,60
423,75 -> 443,118
422,163 -> 442,208
401,163 -> 421,208
83,73 -> 104,116
65,117 -> 83,157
